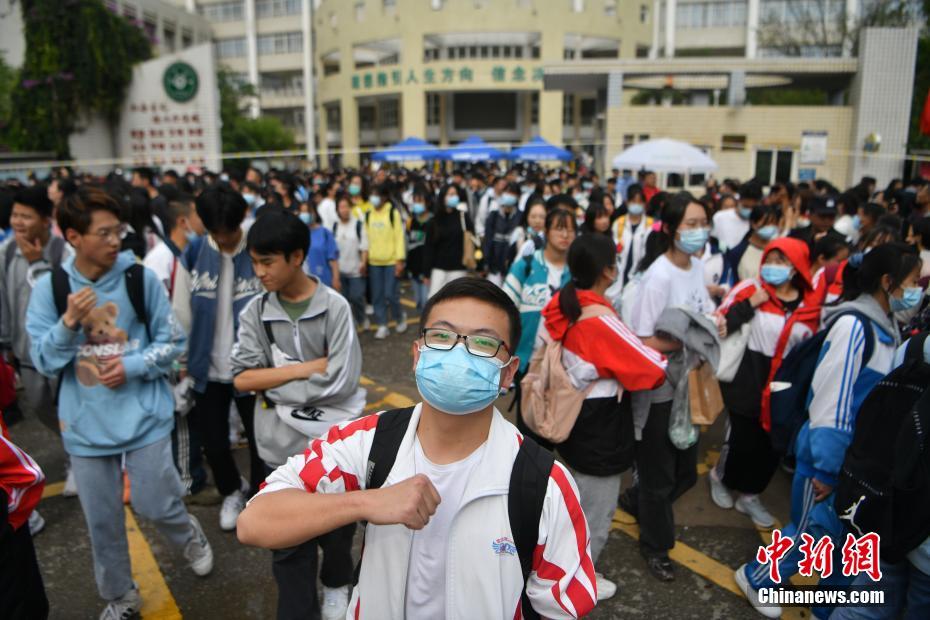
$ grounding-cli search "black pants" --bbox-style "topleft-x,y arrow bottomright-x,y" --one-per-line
625,400 -> 698,558
272,523 -> 357,620
189,381 -> 264,496
720,413 -> 779,495
0,507 -> 49,619
171,411 -> 207,495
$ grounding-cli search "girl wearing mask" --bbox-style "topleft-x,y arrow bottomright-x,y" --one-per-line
711,238 -> 821,529
301,202 -> 340,291
346,174 -> 372,220
613,186 -> 654,290
623,192 -> 716,582
736,243 -> 921,619
333,194 -> 369,326
405,186 -> 434,312
503,208 -> 576,447
542,233 -> 667,601
510,196 -> 547,260
423,184 -> 474,298
722,204 -> 781,286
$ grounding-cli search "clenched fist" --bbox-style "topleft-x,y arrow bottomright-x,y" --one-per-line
365,474 -> 441,530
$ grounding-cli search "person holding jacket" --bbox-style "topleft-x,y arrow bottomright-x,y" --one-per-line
711,237 -> 821,529
735,243 -> 921,619
231,210 -> 363,620
543,233 -> 667,601
27,186 -> 213,620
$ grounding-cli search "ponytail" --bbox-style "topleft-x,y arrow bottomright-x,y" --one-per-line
840,242 -> 919,303
559,234 -> 617,322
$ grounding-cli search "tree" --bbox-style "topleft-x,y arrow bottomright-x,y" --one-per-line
217,70 -> 295,170
0,52 -> 16,142
757,0 -> 918,57
6,0 -> 151,158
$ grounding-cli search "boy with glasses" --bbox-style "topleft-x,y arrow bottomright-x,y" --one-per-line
238,277 -> 597,619
26,186 -> 213,620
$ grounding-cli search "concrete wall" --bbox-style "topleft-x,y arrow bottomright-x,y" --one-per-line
606,105 -> 855,183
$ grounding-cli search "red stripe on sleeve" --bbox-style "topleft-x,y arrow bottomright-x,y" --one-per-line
298,414 -> 381,493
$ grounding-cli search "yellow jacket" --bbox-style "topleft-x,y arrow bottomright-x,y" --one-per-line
365,203 -> 406,266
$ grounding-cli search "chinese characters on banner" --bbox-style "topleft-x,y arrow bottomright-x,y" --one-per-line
756,529 -> 883,584
126,101 -> 209,168
350,65 -> 545,90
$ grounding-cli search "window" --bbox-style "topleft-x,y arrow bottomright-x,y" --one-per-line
530,92 -> 539,125
163,20 -> 176,52
255,0 -> 301,18
215,37 -> 247,58
325,104 -> 342,131
755,149 -> 794,185
623,133 -> 635,150
562,94 -> 574,125
182,28 -> 193,49
257,32 -> 303,55
636,44 -> 650,58
579,98 -> 596,127
424,48 -> 440,62
605,0 -> 617,17
638,134 -> 650,142
358,105 -> 376,131
379,99 -> 399,129
721,134 -> 746,151
640,3 -> 648,23
201,1 -> 245,22
427,93 -> 441,126
322,50 -> 340,75
531,45 -> 540,58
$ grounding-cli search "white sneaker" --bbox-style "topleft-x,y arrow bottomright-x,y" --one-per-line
734,564 -> 782,619
735,494 -> 775,529
374,325 -> 390,340
63,466 -> 78,497
99,583 -> 141,620
361,317 -> 371,331
595,572 -> 617,601
219,488 -> 246,531
28,510 -> 45,537
709,467 -> 734,510
321,585 -> 350,620
395,313 -> 408,334
184,514 -> 214,576
365,304 -> 374,316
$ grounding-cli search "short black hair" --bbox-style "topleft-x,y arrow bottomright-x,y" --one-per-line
916,217 -> 930,248
546,193 -> 579,213
13,184 -> 53,218
739,179 -> 764,201
57,186 -> 123,236
246,207 -> 310,262
420,276 -> 521,352
196,184 -> 248,233
133,167 -> 155,184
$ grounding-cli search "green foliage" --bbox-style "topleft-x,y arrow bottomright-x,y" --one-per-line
6,0 -> 151,158
217,69 -> 295,170
0,53 -> 16,135
747,89 -> 830,106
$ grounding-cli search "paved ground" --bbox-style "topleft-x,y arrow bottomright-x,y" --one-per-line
12,287 -> 813,619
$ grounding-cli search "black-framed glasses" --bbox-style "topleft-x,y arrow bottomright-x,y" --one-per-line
421,328 -> 510,358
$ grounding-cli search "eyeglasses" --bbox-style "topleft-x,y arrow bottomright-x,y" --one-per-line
421,328 -> 510,358
89,224 -> 128,241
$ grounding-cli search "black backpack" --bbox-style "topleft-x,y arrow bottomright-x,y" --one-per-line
834,332 -> 930,563
4,235 -> 67,271
49,264 -> 150,402
769,310 -> 874,456
362,407 -> 555,620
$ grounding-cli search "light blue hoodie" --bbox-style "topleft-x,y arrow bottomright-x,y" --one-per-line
26,250 -> 186,457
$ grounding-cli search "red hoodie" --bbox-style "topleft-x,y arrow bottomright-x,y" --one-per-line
0,358 -> 45,531
542,289 -> 666,394
718,237 -> 821,430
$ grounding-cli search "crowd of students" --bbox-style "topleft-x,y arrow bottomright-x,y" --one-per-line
1,162 -> 929,619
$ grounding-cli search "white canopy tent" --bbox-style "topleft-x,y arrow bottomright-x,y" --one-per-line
612,138 -> 719,176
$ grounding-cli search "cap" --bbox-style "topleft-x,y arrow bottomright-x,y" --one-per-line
809,195 -> 837,215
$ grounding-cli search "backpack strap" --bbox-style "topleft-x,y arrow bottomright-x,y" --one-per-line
356,219 -> 363,241
508,436 -> 556,620
365,406 -> 415,490
4,238 -> 16,268
331,221 -> 338,236
259,292 -> 275,346
835,310 -> 876,368
523,254 -> 534,279
124,263 -> 151,342
51,266 -> 70,318
49,236 -> 65,268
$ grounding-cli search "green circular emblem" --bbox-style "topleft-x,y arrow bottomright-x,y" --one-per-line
163,62 -> 199,103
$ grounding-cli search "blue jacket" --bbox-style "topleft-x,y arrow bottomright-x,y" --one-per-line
720,232 -> 750,288
183,234 -> 263,393
26,251 -> 186,457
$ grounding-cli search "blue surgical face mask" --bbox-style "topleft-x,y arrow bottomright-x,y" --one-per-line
890,286 -> 923,312
627,203 -> 644,216
185,229 -> 199,243
739,207 -> 752,220
412,202 -> 426,215
446,195 -> 461,209
760,264 -> 793,286
243,193 -> 257,207
582,181 -> 594,190
415,344 -> 511,415
348,184 -> 361,196
757,225 -> 779,241
500,194 -> 517,208
675,228 -> 709,255
298,212 -> 312,225
369,195 -> 382,208
852,214 -> 862,231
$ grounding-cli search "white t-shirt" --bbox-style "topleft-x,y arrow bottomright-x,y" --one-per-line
628,254 -> 716,338
143,241 -> 177,296
208,252 -> 235,382
318,198 -> 338,230
546,261 -> 565,292
333,217 -> 370,278
712,209 -> 750,252
405,437 -> 486,620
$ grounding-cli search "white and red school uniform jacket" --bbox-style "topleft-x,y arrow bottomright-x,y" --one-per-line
1,417 -> 45,531
257,404 -> 597,620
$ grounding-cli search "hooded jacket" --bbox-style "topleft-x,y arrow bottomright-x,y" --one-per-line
795,293 -> 900,486
542,289 -> 666,475
230,279 -> 364,466
27,251 -> 186,457
718,237 -> 822,421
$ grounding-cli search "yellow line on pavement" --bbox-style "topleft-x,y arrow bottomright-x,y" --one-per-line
41,481 -> 64,499
400,298 -> 416,309
124,507 -> 182,620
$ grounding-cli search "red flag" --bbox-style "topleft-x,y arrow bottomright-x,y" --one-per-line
921,90 -> 930,136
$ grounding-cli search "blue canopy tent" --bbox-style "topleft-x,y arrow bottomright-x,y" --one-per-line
509,136 -> 572,162
371,137 -> 447,162
444,136 -> 507,162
